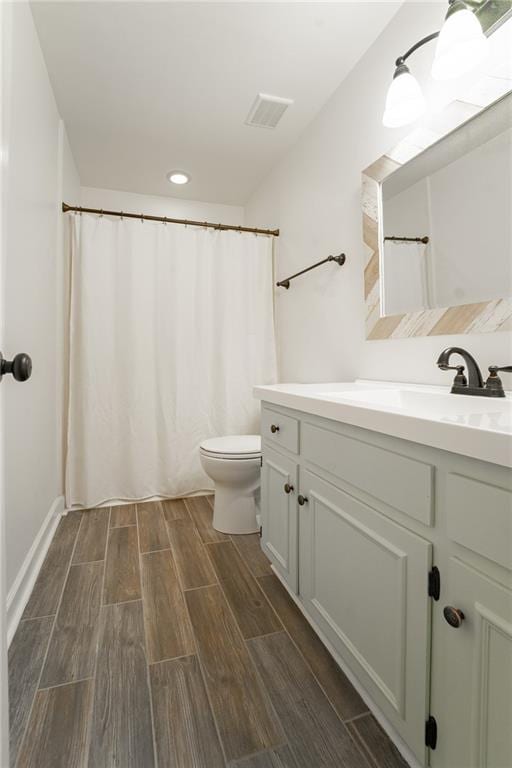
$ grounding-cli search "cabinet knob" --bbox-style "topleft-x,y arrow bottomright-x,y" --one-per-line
284,483 -> 294,494
297,494 -> 308,506
270,424 -> 280,434
0,352 -> 32,382
443,606 -> 465,628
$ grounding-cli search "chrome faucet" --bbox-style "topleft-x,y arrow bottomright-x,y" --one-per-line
437,347 -> 511,398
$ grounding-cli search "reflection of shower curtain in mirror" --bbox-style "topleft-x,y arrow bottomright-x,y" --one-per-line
383,241 -> 431,316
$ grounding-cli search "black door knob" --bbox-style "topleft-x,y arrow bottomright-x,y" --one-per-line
0,352 -> 32,382
270,424 -> 280,434
284,483 -> 294,494
297,494 -> 308,506
443,606 -> 465,628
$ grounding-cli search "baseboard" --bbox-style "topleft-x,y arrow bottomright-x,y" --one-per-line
6,495 -> 65,646
270,565 -> 423,768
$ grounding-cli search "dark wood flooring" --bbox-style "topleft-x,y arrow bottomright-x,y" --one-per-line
8,496 -> 409,768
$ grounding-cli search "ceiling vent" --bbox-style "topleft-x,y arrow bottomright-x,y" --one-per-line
245,93 -> 293,129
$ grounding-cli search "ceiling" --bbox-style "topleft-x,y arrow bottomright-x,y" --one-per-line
32,2 -> 401,205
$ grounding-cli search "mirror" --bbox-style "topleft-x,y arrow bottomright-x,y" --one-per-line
381,92 -> 512,317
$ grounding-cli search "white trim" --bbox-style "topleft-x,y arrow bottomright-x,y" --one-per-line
270,565 -> 423,768
6,495 -> 65,645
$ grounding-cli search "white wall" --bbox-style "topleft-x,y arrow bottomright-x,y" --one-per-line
4,3 -> 79,596
245,2 -> 512,385
80,187 -> 244,227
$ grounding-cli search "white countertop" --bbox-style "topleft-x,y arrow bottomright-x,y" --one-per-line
254,380 -> 512,469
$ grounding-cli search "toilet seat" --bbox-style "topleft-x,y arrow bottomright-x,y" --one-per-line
200,435 -> 261,460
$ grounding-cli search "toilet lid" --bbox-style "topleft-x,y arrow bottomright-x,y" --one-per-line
200,435 -> 261,459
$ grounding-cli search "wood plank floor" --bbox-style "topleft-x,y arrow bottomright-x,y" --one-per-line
8,496 -> 408,768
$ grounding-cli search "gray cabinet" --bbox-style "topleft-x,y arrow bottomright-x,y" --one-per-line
260,401 -> 512,768
260,445 -> 298,592
430,470 -> 512,768
299,470 -> 432,763
431,557 -> 512,768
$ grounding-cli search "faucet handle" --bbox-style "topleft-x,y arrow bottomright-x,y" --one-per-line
441,364 -> 467,388
484,365 -> 512,396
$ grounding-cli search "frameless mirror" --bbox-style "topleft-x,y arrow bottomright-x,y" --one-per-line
381,92 -> 512,317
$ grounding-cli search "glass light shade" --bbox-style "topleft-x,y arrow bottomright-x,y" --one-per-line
382,68 -> 426,128
432,6 -> 489,80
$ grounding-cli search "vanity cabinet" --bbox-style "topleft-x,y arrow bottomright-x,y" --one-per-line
430,558 -> 512,768
260,402 -> 512,768
430,470 -> 512,768
299,470 -> 432,760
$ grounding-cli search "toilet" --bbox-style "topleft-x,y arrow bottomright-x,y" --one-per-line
199,435 -> 261,534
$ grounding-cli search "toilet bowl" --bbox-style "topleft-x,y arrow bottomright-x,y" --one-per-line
199,435 -> 261,534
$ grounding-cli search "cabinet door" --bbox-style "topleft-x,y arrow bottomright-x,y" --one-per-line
299,470 -> 431,765
261,446 -> 299,592
431,558 -> 512,768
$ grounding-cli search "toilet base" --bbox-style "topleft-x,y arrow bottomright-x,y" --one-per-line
212,483 -> 260,535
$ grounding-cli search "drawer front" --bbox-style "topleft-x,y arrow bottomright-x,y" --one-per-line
302,421 -> 434,525
261,406 -> 299,455
446,473 -> 512,572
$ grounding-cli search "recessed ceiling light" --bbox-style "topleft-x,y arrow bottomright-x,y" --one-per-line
167,170 -> 190,185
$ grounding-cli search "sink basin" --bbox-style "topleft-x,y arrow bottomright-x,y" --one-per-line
315,387 -> 512,418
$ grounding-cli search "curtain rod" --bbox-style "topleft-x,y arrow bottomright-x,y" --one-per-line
62,203 -> 279,237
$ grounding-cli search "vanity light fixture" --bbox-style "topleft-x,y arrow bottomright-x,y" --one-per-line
432,0 -> 489,79
383,0 -> 488,127
382,61 -> 427,128
166,170 -> 190,185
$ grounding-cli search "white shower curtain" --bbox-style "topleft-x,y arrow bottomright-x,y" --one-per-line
382,241 -> 431,315
66,213 -> 277,508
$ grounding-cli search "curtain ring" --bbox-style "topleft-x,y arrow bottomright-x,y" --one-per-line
99,209 -> 103,218
163,217 -> 167,226
141,213 -> 144,223
120,211 -> 124,220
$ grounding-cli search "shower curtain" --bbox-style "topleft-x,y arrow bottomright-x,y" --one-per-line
382,240 -> 431,315
66,213 -> 277,508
